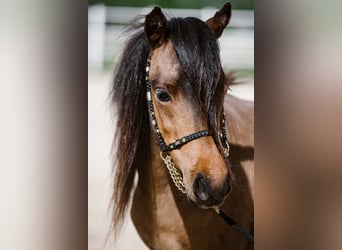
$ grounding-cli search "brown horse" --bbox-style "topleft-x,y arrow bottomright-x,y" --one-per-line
111,2 -> 254,249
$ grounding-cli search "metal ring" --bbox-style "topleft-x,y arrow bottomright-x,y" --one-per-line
160,151 -> 169,161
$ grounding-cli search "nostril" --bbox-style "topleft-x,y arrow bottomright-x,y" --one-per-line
193,175 -> 209,201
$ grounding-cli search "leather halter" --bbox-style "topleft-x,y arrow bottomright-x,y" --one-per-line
145,55 -> 229,155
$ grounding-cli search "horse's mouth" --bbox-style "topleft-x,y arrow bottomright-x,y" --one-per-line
188,193 -> 227,209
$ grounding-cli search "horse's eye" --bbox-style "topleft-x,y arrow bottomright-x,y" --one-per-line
156,90 -> 171,102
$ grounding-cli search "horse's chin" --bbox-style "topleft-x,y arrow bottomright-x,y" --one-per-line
187,194 -> 226,210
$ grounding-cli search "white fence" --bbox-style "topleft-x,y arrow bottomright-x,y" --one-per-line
88,5 -> 254,72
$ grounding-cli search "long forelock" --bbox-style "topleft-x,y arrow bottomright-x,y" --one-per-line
168,17 -> 224,144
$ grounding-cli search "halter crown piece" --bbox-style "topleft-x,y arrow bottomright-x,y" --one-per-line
145,55 -> 254,243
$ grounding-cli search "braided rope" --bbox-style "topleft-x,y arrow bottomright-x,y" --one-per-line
213,206 -> 254,242
231,224 -> 254,242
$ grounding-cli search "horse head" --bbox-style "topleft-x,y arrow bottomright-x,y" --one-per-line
144,3 -> 232,209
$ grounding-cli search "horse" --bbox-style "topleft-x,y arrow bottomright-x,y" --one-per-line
111,2 -> 254,249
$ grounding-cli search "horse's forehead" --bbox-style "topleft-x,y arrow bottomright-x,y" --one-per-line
150,40 -> 181,82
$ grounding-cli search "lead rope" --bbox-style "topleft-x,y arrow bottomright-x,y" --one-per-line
213,207 -> 254,242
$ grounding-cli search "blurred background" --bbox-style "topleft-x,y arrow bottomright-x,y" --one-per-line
88,0 -> 254,76
1,0 -> 341,249
88,1 -> 254,249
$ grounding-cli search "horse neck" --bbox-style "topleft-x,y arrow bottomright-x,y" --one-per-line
131,132 -> 188,242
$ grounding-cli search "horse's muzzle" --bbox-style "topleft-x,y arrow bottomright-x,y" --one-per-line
192,173 -> 231,208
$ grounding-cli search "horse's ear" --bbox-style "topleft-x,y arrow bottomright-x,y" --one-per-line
205,2 -> 231,39
145,7 -> 167,49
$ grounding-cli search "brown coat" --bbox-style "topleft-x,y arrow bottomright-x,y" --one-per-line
131,94 -> 254,250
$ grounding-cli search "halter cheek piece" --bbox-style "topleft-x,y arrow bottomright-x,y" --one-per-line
145,56 -> 254,243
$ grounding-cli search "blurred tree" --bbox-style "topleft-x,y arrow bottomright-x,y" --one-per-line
88,0 -> 253,9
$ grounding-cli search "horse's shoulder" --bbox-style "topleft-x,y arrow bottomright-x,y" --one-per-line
224,94 -> 254,147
